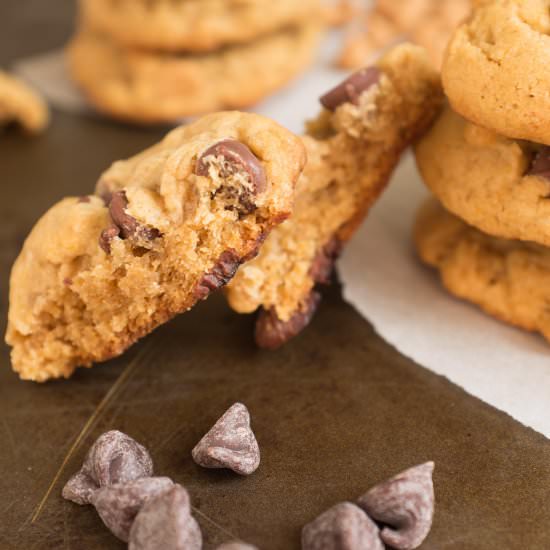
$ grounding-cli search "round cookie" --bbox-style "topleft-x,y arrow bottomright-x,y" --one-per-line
80,0 -> 321,52
0,70 -> 49,134
442,0 -> 550,145
414,198 -> 550,344
67,24 -> 321,124
415,106 -> 550,246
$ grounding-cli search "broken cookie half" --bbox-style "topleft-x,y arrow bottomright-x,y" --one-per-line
225,43 -> 444,348
6,111 -> 306,381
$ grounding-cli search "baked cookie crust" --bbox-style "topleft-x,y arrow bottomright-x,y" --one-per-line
80,0 -> 321,52
442,0 -> 550,145
416,106 -> 550,247
0,70 -> 49,134
415,198 -> 550,343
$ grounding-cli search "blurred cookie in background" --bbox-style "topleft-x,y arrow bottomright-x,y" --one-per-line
67,24 -> 321,124
80,0 -> 321,52
0,70 -> 49,134
337,0 -> 472,69
68,0 -> 323,124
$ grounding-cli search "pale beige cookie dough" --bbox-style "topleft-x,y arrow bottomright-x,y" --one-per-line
416,106 -> 550,247
226,44 -> 443,348
415,198 -> 550,344
67,24 -> 321,124
80,0 -> 321,52
0,70 -> 49,134
442,0 -> 550,145
6,112 -> 306,381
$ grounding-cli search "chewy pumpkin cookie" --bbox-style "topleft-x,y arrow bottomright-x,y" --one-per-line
0,70 -> 49,134
226,44 -> 443,348
416,106 -> 550,247
67,24 -> 321,124
442,0 -> 550,146
80,0 -> 321,52
415,198 -> 550,343
6,112 -> 306,381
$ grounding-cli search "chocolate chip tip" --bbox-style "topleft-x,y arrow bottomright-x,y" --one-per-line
320,66 -> 382,111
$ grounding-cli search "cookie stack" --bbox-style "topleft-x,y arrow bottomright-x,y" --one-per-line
66,0 -> 322,124
414,0 -> 550,342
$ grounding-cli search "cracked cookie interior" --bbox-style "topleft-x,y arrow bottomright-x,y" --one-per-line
6,112 -> 305,381
225,44 -> 444,348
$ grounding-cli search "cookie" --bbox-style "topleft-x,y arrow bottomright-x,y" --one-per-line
6,112 -> 306,381
415,105 -> 550,246
415,198 -> 550,343
337,0 -> 471,70
226,44 -> 443,348
442,0 -> 550,145
80,0 -> 321,52
67,24 -> 321,124
0,70 -> 49,134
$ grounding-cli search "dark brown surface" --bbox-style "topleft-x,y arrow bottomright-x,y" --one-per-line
1,3 -> 550,549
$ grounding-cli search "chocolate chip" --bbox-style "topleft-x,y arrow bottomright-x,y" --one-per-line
320,67 -> 381,111
302,502 -> 384,550
255,291 -> 321,350
357,462 -> 435,550
195,139 -> 266,214
529,146 -> 550,180
99,225 -> 121,254
310,238 -> 343,285
62,430 -> 153,506
91,476 -> 174,542
194,250 -> 242,300
100,191 -> 161,253
216,544 -> 258,550
192,403 -> 260,476
128,485 -> 202,550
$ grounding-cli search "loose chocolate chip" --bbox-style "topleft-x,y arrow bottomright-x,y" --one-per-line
255,291 -> 321,350
192,403 -> 260,476
357,462 -> 435,550
216,543 -> 258,550
320,67 -> 382,111
62,430 -> 153,506
194,250 -> 242,300
529,146 -> 550,180
196,139 -> 267,195
91,476 -> 174,542
309,238 -> 343,285
128,485 -> 202,550
302,502 -> 384,550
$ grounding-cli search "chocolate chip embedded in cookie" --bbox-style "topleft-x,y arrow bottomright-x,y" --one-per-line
320,67 -> 381,111
414,199 -> 550,344
226,43 -> 443,348
442,0 -> 550,145
6,112 -> 306,381
66,24 -> 321,124
80,0 -> 321,52
415,106 -> 550,247
0,70 -> 49,134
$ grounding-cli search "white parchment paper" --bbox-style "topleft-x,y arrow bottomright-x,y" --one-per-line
14,35 -> 550,438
